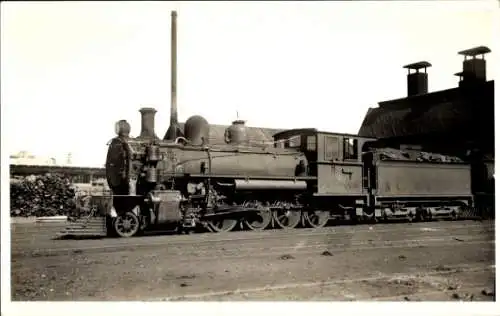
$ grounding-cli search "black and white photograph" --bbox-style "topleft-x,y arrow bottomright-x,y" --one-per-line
1,0 -> 497,315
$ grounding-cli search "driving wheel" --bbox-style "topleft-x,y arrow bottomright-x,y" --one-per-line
207,218 -> 238,233
273,209 -> 301,229
244,209 -> 272,231
303,210 -> 330,228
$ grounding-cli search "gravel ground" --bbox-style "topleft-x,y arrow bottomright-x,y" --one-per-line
10,220 -> 496,301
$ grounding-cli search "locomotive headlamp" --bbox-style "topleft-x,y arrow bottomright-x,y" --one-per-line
115,120 -> 131,137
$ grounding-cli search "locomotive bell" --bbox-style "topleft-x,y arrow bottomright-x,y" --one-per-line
115,120 -> 131,138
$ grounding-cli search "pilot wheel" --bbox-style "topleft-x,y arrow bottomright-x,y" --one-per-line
113,211 -> 140,238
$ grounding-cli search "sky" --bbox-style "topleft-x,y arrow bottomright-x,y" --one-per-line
1,1 -> 498,168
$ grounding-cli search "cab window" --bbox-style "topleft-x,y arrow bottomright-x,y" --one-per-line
306,136 -> 316,151
343,137 -> 358,160
283,135 -> 301,149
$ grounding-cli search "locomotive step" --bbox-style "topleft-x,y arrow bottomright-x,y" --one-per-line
56,231 -> 107,238
58,217 -> 107,237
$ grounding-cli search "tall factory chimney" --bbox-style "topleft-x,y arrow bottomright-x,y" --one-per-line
402,61 -> 432,97
138,107 -> 158,139
454,46 -> 491,88
164,10 -> 182,141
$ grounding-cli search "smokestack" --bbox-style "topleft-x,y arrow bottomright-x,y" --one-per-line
455,46 -> 491,87
138,107 -> 158,139
164,10 -> 182,141
402,61 -> 432,97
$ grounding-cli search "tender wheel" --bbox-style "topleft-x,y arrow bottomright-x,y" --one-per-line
450,210 -> 458,221
415,208 -> 425,222
207,218 -> 238,233
349,209 -> 359,225
425,209 -> 433,221
407,212 -> 414,223
273,209 -> 301,229
303,210 -> 330,229
113,212 -> 140,238
244,210 -> 272,231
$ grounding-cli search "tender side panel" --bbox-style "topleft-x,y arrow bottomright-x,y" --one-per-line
375,161 -> 472,196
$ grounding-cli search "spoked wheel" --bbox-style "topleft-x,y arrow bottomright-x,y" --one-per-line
273,209 -> 302,229
244,209 -> 272,231
207,218 -> 238,233
303,210 -> 330,229
113,211 -> 140,238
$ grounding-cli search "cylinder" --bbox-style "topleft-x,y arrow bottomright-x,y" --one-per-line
139,107 -> 158,139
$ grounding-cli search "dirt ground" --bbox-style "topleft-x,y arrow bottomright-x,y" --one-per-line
10,220 -> 496,301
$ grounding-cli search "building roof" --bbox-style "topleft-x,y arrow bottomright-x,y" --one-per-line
457,46 -> 491,56
403,61 -> 432,70
358,80 -> 494,139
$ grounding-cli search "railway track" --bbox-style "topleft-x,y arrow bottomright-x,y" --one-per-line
11,220 -> 494,256
9,207 -> 491,244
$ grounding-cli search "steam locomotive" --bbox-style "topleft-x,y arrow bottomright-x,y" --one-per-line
103,107 -> 475,238
100,11 -> 481,238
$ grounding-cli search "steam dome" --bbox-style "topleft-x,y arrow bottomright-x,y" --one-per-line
184,115 -> 210,145
224,120 -> 248,145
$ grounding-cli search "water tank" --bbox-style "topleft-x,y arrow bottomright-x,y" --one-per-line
224,120 -> 248,145
184,115 -> 210,145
